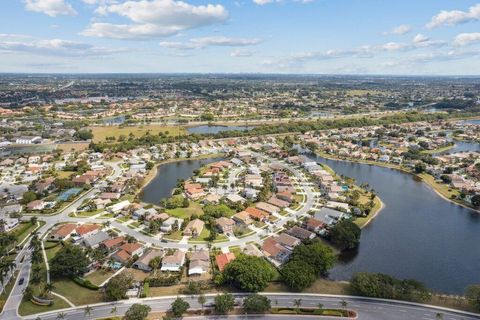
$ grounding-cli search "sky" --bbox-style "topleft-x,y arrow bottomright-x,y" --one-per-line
1,0 -> 480,74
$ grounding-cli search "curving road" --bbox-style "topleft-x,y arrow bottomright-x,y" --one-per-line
18,293 -> 480,320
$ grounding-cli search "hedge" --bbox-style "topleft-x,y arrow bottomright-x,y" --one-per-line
140,282 -> 149,298
147,275 -> 179,287
72,276 -> 100,290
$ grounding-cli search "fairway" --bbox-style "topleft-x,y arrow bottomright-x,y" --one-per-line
90,125 -> 186,142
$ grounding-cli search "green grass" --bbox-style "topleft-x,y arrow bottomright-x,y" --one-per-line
418,173 -> 460,200
18,296 -> 70,316
163,230 -> 183,241
166,201 -> 204,219
90,125 -> 186,143
44,242 -> 63,261
85,269 -> 115,286
52,279 -> 104,306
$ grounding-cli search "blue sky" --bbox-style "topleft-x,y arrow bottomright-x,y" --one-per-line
1,0 -> 480,74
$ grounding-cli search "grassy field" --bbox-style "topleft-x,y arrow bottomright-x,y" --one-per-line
56,142 -> 89,152
53,279 -> 104,305
354,196 -> 383,228
421,145 -> 455,154
265,278 -> 349,295
85,269 -> 115,286
166,201 -> 204,219
90,125 -> 186,143
418,173 -> 460,200
18,296 -> 70,316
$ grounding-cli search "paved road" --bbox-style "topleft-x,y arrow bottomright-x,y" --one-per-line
18,293 -> 480,320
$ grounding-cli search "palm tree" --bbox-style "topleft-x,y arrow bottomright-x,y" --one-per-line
317,303 -> 324,312
43,282 -> 55,295
436,313 -> 444,320
198,294 -> 206,314
293,299 -> 302,313
110,306 -> 117,315
56,312 -> 65,320
340,300 -> 348,317
84,305 -> 92,317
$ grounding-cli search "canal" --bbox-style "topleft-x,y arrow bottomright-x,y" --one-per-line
310,154 -> 480,294
140,157 -> 223,205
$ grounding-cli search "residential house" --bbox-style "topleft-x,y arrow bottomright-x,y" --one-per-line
49,223 -> 76,241
161,250 -> 186,272
215,217 -> 235,235
215,252 -> 236,272
133,249 -> 164,272
188,249 -> 210,276
183,219 -> 204,237
262,237 -> 291,264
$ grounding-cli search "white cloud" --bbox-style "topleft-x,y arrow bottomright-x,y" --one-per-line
230,49 -> 255,57
160,36 -> 262,49
413,34 -> 429,44
82,0 -> 228,40
384,24 -> 412,35
24,0 -> 77,17
427,3 -> 480,28
0,38 -> 124,57
454,33 -> 480,46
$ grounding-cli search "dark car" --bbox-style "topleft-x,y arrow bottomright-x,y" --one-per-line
18,278 -> 24,285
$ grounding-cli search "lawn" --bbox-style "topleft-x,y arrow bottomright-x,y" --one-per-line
85,269 -> 115,286
90,125 -> 186,143
418,173 -> 460,200
166,201 -> 204,219
44,242 -> 63,261
265,278 -> 348,295
57,170 -> 76,179
52,279 -> 104,306
18,296 -> 70,316
163,230 -> 183,241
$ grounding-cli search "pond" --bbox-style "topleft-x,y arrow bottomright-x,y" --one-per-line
140,157 -> 223,204
307,154 -> 480,294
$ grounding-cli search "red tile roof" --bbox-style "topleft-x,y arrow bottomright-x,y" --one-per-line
215,253 -> 236,272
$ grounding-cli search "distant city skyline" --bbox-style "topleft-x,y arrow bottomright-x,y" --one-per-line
1,0 -> 480,74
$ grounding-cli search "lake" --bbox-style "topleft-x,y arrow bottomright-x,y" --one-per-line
309,154 -> 480,294
140,157 -> 223,204
187,125 -> 254,134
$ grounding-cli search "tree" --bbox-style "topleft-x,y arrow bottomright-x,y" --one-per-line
104,272 -> 133,301
222,255 -> 276,292
84,305 -> 92,317
243,294 -> 271,313
293,299 -> 302,312
214,293 -> 235,314
329,220 -> 362,251
414,162 -> 426,173
23,286 -> 34,300
289,240 -> 336,276
281,260 -> 317,291
50,245 -> 89,278
124,304 -> 151,320
466,285 -> 480,311
340,299 -> 348,310
198,294 -> 207,314
471,195 -> 480,208
170,297 -> 190,318
76,129 -> 93,141
350,272 -> 431,303
21,191 -> 37,205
